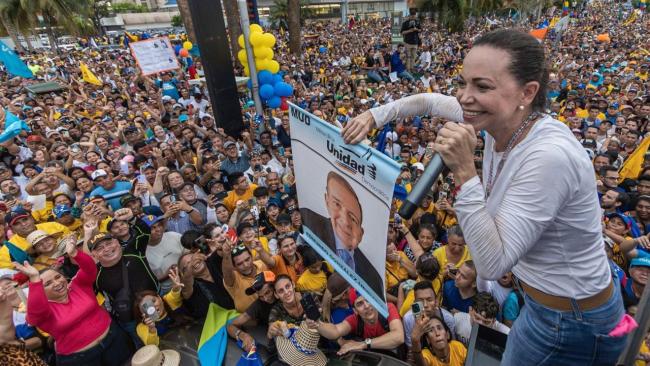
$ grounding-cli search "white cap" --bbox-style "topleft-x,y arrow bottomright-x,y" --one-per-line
412,162 -> 425,171
91,169 -> 108,180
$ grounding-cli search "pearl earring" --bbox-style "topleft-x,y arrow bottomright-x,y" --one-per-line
518,105 -> 524,110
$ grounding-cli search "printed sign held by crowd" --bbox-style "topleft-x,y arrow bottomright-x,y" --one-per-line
129,37 -> 180,76
289,103 -> 400,317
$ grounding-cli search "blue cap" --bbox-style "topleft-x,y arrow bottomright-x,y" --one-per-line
5,207 -> 30,226
141,214 -> 165,228
577,83 -> 586,89
630,257 -> 650,268
52,204 -> 72,219
246,100 -> 255,108
179,114 -> 189,123
101,116 -> 113,123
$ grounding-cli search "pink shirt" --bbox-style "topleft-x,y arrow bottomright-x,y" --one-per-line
27,251 -> 111,355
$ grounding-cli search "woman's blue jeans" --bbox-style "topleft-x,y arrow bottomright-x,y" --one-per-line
502,281 -> 626,366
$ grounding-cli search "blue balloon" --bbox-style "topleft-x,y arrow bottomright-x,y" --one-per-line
247,78 -> 253,89
258,70 -> 274,85
174,45 -> 182,55
268,96 -> 282,109
259,84 -> 275,100
319,46 -> 327,53
274,82 -> 293,97
272,73 -> 283,85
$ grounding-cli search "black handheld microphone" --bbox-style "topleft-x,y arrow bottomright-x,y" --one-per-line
398,154 -> 446,220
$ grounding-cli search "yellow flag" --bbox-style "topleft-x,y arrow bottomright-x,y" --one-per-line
619,136 -> 650,181
80,62 -> 102,86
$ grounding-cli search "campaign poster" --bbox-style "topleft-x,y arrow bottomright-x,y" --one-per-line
129,37 -> 180,76
289,103 -> 400,317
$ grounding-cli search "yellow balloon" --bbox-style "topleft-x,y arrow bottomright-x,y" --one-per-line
238,34 -> 245,49
255,58 -> 269,71
250,32 -> 265,48
183,41 -> 193,50
244,65 -> 250,76
261,33 -> 276,48
267,60 -> 280,73
253,47 -> 273,60
238,49 -> 248,65
249,24 -> 263,33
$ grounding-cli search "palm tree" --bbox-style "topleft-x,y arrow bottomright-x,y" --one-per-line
19,0 -> 89,51
472,0 -> 503,15
0,0 -> 32,52
417,0 -> 467,32
222,0 -> 241,68
176,0 -> 196,43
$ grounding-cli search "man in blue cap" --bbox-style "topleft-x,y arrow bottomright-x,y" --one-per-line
622,257 -> 649,306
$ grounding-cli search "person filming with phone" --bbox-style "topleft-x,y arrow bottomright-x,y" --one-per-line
342,29 -> 626,365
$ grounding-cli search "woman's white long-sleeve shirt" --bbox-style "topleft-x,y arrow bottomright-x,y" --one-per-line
370,93 -> 611,299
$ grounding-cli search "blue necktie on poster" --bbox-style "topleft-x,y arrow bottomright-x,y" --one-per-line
0,41 -> 33,79
290,103 -> 401,318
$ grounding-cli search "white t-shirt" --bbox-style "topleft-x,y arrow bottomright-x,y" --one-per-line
146,232 -> 185,293
453,312 -> 510,347
370,93 -> 611,299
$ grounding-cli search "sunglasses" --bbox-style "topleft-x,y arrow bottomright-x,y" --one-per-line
231,243 -> 247,255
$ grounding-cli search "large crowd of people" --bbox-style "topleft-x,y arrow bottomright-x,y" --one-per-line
0,0 -> 648,365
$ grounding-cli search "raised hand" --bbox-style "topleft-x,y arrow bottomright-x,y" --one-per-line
13,261 -> 39,282
168,266 -> 184,291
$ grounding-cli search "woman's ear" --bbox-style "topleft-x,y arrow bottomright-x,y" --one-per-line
521,81 -> 540,107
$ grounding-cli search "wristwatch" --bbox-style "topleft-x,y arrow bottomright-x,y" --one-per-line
365,338 -> 372,349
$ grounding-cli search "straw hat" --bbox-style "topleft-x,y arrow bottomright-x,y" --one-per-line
131,345 -> 180,366
276,321 -> 327,366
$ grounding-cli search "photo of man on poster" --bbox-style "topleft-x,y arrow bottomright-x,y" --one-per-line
300,171 -> 384,298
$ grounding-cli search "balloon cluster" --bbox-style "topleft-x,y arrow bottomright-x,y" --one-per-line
237,24 -> 279,75
178,41 -> 193,58
238,24 -> 293,110
253,70 -> 293,110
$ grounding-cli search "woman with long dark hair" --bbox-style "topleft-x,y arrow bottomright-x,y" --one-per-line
344,29 -> 626,365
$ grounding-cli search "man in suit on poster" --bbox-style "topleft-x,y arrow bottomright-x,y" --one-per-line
300,171 -> 384,299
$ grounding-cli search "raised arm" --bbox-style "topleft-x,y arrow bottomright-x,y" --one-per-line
342,93 -> 463,144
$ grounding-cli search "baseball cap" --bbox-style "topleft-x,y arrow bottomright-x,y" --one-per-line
161,95 -> 173,102
120,193 -> 140,207
5,208 -> 30,226
630,257 -> 650,268
91,169 -> 108,181
412,162 -> 425,171
26,230 -> 52,247
224,141 -> 236,149
52,204 -> 72,219
237,222 -> 255,236
179,114 -> 189,123
88,233 -> 113,251
276,213 -> 291,225
141,215 -> 165,228
245,271 -> 276,295
26,135 -> 42,143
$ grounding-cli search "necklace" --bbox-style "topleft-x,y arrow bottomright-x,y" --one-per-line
485,111 -> 541,199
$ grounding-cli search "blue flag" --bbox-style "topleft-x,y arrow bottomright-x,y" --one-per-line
0,110 -> 30,143
0,41 -> 33,78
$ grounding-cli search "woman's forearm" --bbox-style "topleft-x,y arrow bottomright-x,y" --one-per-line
368,93 -> 463,129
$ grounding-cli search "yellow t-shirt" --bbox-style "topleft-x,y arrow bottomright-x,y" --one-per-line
433,245 -> 471,283
31,201 -> 54,223
296,270 -> 327,294
1,222 -> 70,269
224,260 -> 267,313
421,340 -> 467,366
385,251 -> 411,289
223,184 -> 258,212
636,340 -> 649,366
135,289 -> 183,346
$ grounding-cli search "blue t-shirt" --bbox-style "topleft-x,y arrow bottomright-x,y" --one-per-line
90,181 -> 133,210
442,280 -> 473,313
391,52 -> 406,74
156,78 -> 180,100
502,291 -> 522,322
